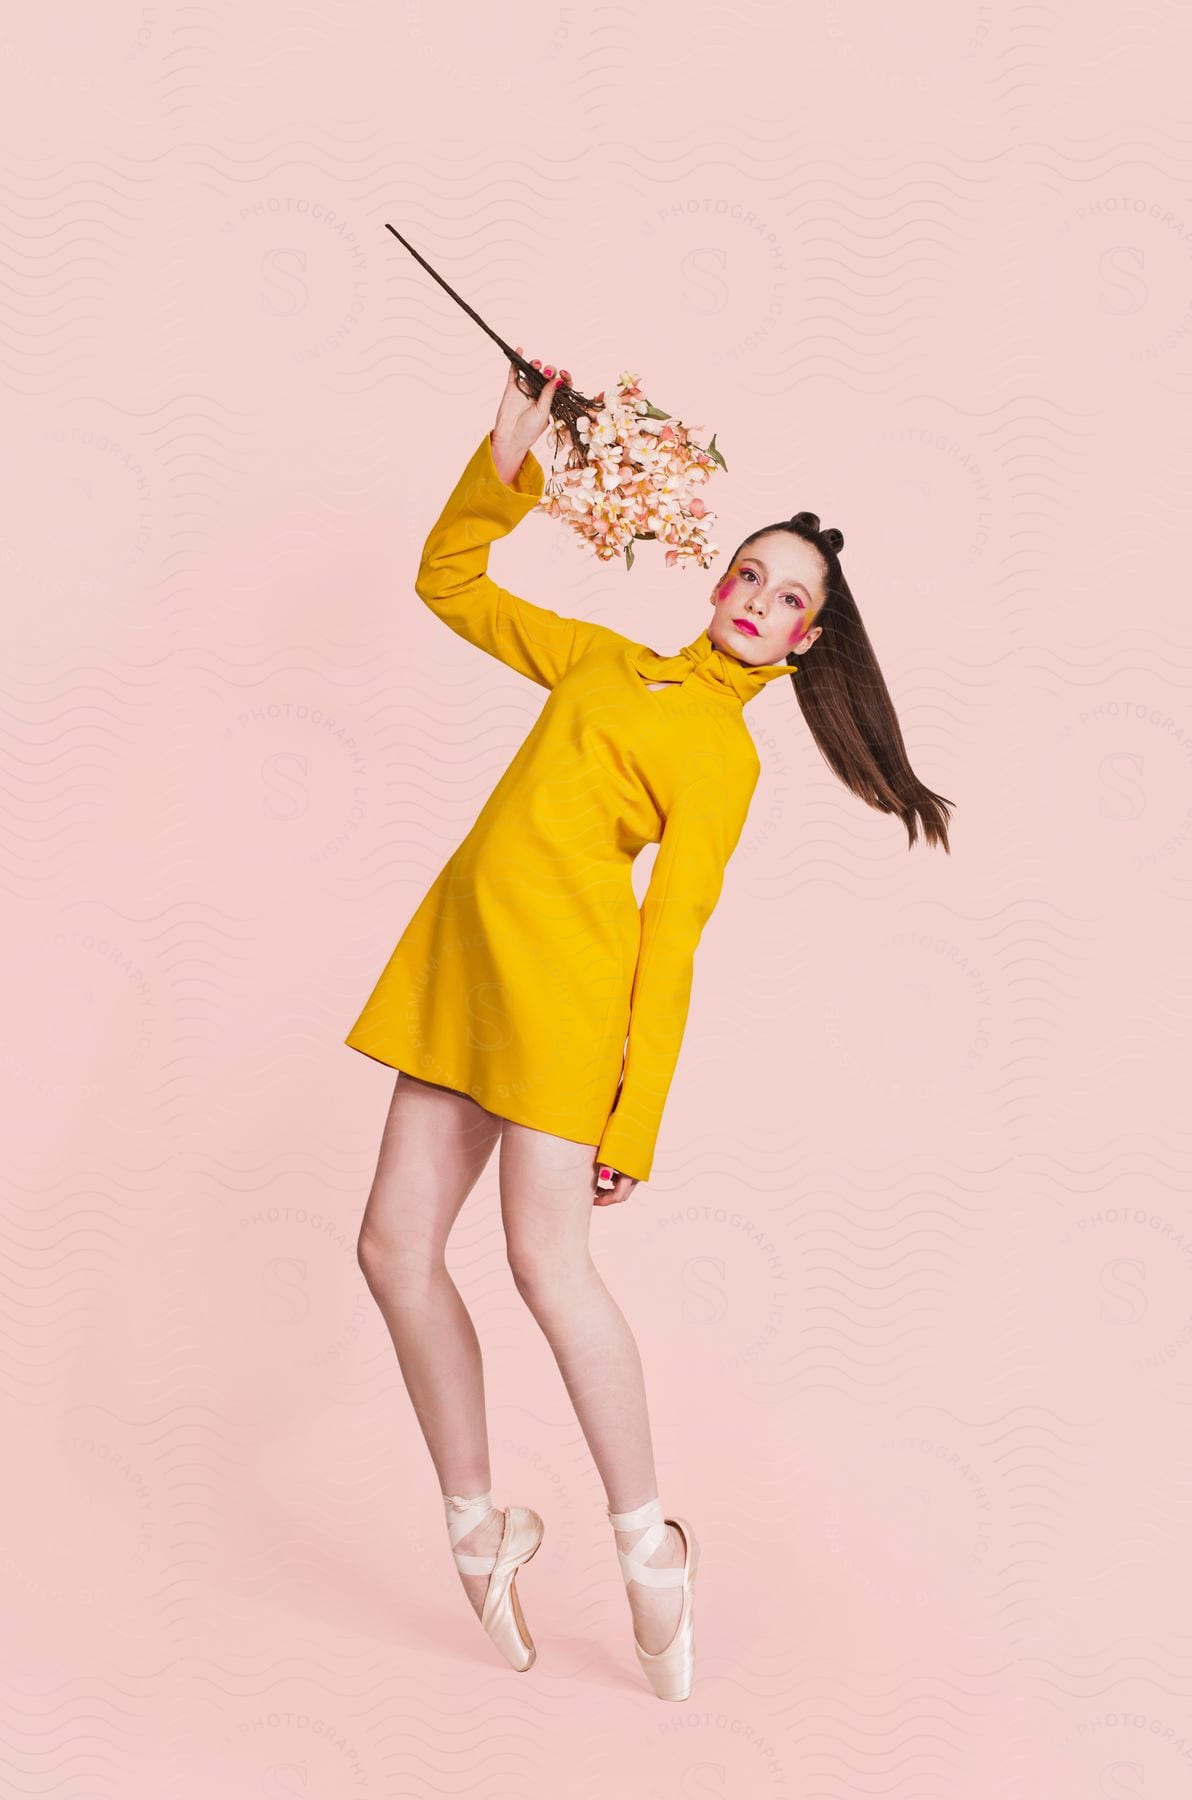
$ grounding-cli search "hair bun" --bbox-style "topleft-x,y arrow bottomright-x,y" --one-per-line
789,510 -> 844,555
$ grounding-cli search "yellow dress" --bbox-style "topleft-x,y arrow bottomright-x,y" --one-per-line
344,430 -> 797,1182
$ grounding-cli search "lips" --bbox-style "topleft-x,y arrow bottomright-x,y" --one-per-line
731,617 -> 759,636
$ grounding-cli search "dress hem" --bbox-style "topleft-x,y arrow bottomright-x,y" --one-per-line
343,1035 -> 607,1155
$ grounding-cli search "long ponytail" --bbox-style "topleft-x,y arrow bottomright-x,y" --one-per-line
733,519 -> 954,853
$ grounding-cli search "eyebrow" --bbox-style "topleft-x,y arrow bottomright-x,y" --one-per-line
738,555 -> 812,601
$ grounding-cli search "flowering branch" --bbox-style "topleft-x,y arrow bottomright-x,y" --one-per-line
542,372 -> 728,571
383,224 -> 729,571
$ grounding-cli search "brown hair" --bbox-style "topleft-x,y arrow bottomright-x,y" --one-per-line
730,517 -> 954,853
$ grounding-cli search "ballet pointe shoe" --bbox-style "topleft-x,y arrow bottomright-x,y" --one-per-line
607,1496 -> 700,1701
444,1490 -> 545,1672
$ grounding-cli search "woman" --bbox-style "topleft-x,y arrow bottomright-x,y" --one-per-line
345,351 -> 954,1701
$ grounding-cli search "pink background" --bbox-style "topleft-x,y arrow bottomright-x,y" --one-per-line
5,2 -> 1191,1794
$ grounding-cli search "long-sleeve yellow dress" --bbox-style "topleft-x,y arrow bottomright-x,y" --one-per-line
343,429 -> 797,1182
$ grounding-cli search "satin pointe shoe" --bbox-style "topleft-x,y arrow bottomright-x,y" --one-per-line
443,1489 -> 545,1672
607,1496 -> 701,1701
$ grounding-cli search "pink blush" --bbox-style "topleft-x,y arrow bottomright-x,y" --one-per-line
717,578 -> 735,602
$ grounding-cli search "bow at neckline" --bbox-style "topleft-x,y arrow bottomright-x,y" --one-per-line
633,626 -> 797,705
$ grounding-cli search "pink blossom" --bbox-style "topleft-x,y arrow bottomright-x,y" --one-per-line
539,372 -> 724,573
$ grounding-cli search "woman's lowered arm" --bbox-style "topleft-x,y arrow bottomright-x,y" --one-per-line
595,755 -> 760,1183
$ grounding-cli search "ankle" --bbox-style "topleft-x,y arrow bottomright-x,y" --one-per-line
608,1497 -> 687,1578
443,1487 -> 496,1551
615,1520 -> 683,1559
607,1495 -> 664,1533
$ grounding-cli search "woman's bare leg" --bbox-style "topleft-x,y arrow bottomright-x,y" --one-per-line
355,1072 -> 504,1617
497,1122 -> 685,1653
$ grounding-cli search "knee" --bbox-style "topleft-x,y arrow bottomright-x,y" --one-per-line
356,1225 -> 388,1287
357,1224 -> 443,1294
356,1225 -> 380,1276
507,1241 -> 595,1308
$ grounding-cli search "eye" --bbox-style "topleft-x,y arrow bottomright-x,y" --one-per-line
742,566 -> 803,606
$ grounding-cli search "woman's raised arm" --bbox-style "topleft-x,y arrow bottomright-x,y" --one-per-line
414,351 -> 632,689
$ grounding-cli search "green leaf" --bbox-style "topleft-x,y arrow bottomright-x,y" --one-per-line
625,539 -> 635,570
640,401 -> 671,420
705,432 -> 728,471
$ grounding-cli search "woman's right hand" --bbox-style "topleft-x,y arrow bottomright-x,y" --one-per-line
593,1163 -> 639,1207
490,346 -> 572,485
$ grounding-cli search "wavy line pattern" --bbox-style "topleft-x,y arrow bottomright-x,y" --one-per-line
3,1 -> 1191,1794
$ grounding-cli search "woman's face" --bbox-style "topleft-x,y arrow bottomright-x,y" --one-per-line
707,531 -> 825,665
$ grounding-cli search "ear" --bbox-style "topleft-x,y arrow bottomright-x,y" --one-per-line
792,624 -> 823,654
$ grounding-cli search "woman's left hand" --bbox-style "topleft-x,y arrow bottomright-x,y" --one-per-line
593,1165 -> 639,1205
